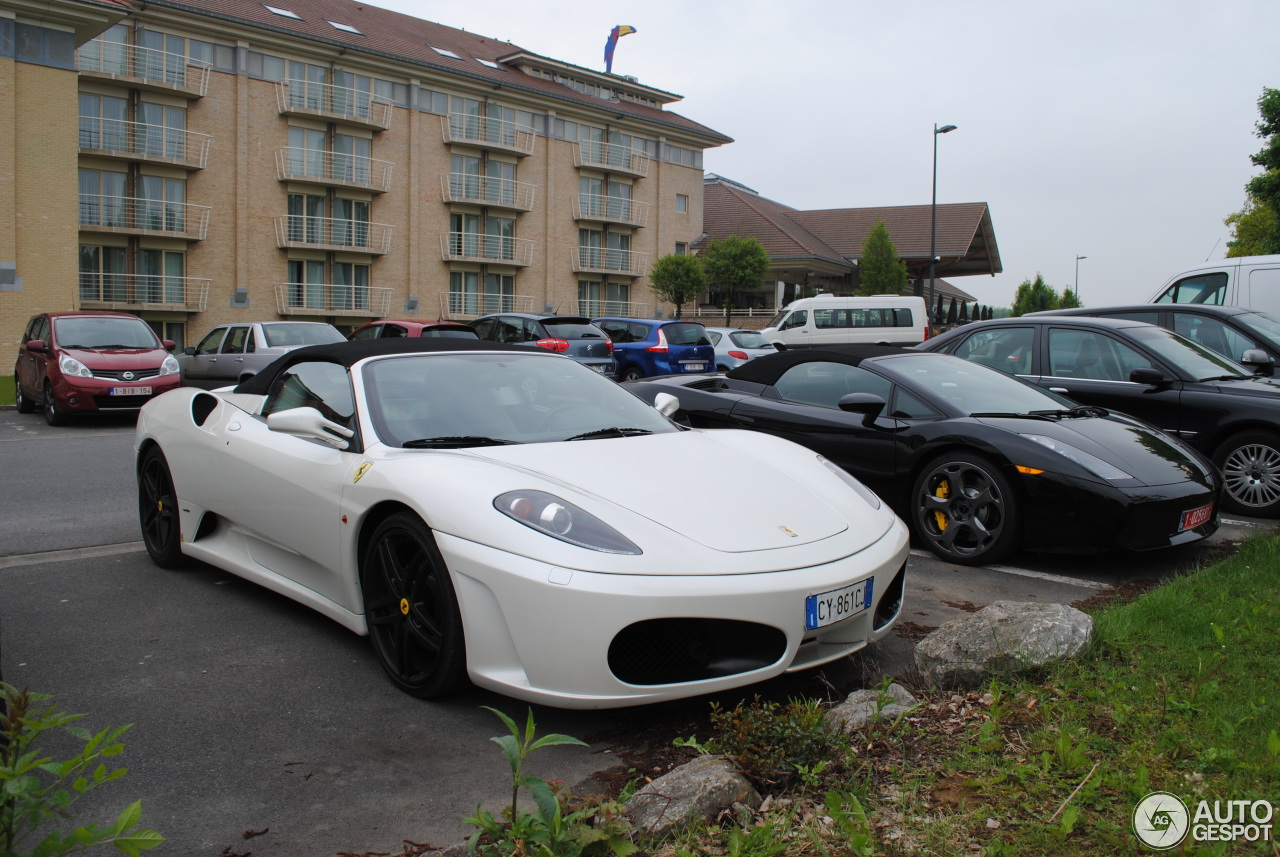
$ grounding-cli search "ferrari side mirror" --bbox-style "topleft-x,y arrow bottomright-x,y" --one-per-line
653,391 -> 680,418
267,407 -> 353,449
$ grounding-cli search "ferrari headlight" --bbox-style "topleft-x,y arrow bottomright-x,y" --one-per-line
1020,434 -> 1131,481
818,456 -> 882,509
159,355 -> 180,376
495,490 -> 642,555
59,354 -> 92,378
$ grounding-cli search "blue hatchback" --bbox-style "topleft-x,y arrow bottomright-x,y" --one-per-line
593,318 -> 715,381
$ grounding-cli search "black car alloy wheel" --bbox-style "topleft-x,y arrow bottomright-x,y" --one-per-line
361,512 -> 467,698
138,447 -> 185,568
15,377 -> 35,413
912,452 -> 1019,565
43,382 -> 67,427
1213,430 -> 1280,517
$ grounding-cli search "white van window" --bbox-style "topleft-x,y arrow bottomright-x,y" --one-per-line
779,310 -> 808,331
1154,272 -> 1228,305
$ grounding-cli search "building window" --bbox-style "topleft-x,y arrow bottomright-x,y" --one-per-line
79,244 -> 127,301
138,175 -> 186,233
675,242 -> 688,256
78,169 -> 127,228
286,260 -> 369,311
138,248 -> 187,303
148,321 -> 185,351
676,194 -> 688,213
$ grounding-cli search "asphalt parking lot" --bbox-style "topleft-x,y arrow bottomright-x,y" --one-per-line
0,407 -> 1268,855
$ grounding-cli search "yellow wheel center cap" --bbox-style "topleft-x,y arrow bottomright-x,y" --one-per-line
399,597 -> 410,615
157,500 -> 163,511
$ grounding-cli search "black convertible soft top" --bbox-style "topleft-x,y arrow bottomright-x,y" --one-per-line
725,344 -> 910,387
234,338 -> 536,395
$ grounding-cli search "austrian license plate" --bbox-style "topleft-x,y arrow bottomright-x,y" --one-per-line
1179,503 -> 1214,532
110,386 -> 151,396
681,363 -> 706,371
805,578 -> 873,631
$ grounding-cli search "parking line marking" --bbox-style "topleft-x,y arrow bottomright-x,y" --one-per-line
1221,518 -> 1264,527
908,548 -> 1107,589
0,541 -> 143,570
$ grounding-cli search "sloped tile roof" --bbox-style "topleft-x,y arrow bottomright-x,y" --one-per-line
702,178 -> 852,269
147,0 -> 731,144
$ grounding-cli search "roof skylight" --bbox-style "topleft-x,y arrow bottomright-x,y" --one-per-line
475,58 -> 500,68
327,20 -> 362,35
430,46 -> 461,59
263,4 -> 301,19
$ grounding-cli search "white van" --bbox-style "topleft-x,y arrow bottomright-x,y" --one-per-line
759,294 -> 929,349
1147,255 -> 1280,314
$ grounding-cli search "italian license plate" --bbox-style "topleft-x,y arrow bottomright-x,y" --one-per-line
110,386 -> 151,396
682,363 -> 706,371
805,578 -> 873,631
1179,503 -> 1214,532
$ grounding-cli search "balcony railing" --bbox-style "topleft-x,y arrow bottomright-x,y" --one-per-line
572,194 -> 650,227
439,292 -> 537,320
78,272 -> 210,311
78,194 -> 211,240
274,283 -> 392,317
440,113 -> 536,156
273,215 -> 394,255
77,39 -> 211,97
574,141 -> 650,177
572,246 -> 650,277
577,299 -> 652,319
275,147 -> 394,193
440,232 -> 535,267
78,117 -> 211,169
440,174 -> 536,212
276,80 -> 393,131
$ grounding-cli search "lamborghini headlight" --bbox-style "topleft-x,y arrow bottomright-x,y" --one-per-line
1020,434 -> 1131,481
495,490 -> 642,555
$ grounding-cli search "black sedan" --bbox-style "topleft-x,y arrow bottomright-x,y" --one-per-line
626,346 -> 1221,565
922,316 -> 1280,517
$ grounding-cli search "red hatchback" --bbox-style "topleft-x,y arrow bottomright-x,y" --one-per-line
14,312 -> 181,425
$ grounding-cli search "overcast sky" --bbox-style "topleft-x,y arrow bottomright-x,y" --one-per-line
378,0 -> 1279,309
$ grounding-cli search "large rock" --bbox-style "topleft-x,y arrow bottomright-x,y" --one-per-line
914,601 -> 1093,689
825,682 -> 918,732
624,754 -> 761,838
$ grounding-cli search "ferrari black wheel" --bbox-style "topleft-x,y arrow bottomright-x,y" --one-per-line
15,378 -> 35,414
361,512 -> 467,698
1213,430 -> 1280,517
911,452 -> 1019,565
43,382 -> 67,426
138,447 -> 185,568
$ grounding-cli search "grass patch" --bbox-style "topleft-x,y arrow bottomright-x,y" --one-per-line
647,533 -> 1280,856
0,374 -> 14,406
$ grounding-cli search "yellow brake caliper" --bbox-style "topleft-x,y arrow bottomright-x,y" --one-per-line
934,479 -> 950,531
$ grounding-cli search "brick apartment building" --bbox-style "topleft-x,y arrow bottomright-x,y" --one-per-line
1,0 -> 731,356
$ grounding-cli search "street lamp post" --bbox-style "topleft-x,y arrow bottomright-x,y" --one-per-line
1075,255 -> 1087,303
929,123 -> 957,330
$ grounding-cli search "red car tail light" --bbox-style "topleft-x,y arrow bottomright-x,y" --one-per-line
536,338 -> 571,353
646,329 -> 669,353
605,338 -> 614,353
729,350 -> 749,360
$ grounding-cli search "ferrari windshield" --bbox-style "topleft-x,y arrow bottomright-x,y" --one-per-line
361,351 -> 678,447
876,353 -> 1074,416
1124,325 -> 1250,381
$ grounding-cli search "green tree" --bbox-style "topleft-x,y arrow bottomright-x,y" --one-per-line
1245,87 -> 1280,254
1060,287 -> 1083,309
857,219 -> 908,295
699,235 -> 771,327
647,253 -> 708,318
1010,274 -> 1061,316
1224,195 -> 1278,257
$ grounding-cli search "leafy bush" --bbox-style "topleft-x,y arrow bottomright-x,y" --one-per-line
701,696 -> 847,792
0,684 -> 163,857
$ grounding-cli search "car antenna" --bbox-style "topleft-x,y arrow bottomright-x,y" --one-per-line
1205,238 -> 1221,261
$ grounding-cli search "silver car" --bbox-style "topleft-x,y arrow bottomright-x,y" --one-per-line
705,327 -> 778,371
179,322 -> 345,389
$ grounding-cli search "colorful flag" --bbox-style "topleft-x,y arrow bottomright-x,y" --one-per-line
604,25 -> 637,74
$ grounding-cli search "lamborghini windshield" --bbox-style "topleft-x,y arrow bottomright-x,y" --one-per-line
361,351 -> 677,448
876,353 -> 1076,416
